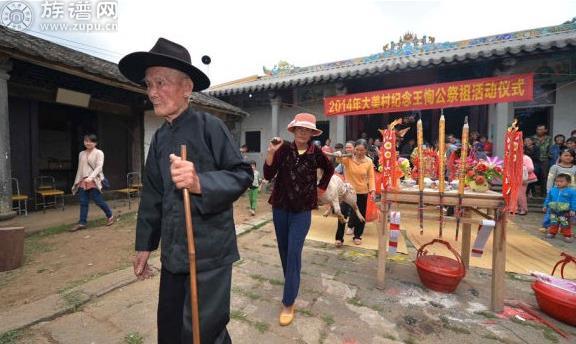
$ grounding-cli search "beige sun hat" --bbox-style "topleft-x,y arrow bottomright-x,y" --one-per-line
286,113 -> 323,136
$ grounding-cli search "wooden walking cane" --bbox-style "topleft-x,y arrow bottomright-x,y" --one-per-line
180,145 -> 201,344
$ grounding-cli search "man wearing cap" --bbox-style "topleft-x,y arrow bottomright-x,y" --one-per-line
264,113 -> 334,326
119,38 -> 253,343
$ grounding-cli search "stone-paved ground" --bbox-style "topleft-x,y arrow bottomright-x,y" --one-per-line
10,221 -> 576,344
230,223 -> 576,344
512,211 -> 576,257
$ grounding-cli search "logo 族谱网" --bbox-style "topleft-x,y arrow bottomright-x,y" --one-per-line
1,1 -> 33,31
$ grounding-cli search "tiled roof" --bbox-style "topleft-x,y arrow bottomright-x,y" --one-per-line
0,25 -> 249,117
208,22 -> 576,96
189,92 -> 250,117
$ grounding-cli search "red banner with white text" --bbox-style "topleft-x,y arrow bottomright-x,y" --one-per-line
324,73 -> 534,116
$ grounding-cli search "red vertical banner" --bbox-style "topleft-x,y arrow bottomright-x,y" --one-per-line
502,128 -> 524,213
379,128 -> 398,192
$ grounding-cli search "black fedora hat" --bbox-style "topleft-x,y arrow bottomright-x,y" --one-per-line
118,38 -> 210,91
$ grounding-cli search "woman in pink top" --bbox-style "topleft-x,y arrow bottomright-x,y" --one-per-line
518,154 -> 537,215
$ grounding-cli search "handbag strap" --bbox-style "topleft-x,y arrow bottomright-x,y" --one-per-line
85,150 -> 102,176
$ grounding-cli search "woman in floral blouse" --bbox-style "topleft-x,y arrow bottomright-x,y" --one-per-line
264,113 -> 334,326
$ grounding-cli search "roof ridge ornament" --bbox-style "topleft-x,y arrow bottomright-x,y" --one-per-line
383,32 -> 436,52
208,21 -> 576,96
263,60 -> 297,76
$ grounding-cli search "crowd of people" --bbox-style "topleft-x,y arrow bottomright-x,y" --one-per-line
246,134 -> 383,246
243,121 -> 576,243
238,115 -> 576,332
521,125 -> 576,243
108,37 -> 576,342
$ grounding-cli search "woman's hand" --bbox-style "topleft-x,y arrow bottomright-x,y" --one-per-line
268,137 -> 283,153
369,190 -> 376,200
266,138 -> 283,166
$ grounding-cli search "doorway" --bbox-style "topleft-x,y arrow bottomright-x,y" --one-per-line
316,121 -> 330,145
514,107 -> 553,137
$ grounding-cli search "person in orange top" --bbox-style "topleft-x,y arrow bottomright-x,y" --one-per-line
335,139 -> 376,245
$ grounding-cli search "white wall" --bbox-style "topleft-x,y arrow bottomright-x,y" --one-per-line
488,103 -> 513,158
238,97 -> 343,174
239,105 -> 270,172
143,110 -> 164,162
553,81 -> 576,137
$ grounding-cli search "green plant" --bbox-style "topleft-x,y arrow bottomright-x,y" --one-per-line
297,308 -> 314,317
481,333 -> 508,343
543,328 -> 559,343
253,321 -> 269,334
230,310 -> 269,333
28,212 -> 138,240
319,331 -> 328,344
249,274 -> 283,286
230,310 -> 247,321
382,333 -> 396,340
60,290 -> 85,311
124,332 -> 144,344
24,238 -> 52,257
322,314 -> 335,326
440,316 -> 471,334
232,287 -> 261,301
0,330 -> 23,344
474,310 -> 497,319
404,337 -> 417,344
251,220 -> 271,231
347,297 -> 363,307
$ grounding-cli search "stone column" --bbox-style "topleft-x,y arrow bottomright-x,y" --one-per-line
488,102 -> 513,159
270,93 -> 281,138
490,69 -> 514,159
0,58 -> 15,221
335,83 -> 347,144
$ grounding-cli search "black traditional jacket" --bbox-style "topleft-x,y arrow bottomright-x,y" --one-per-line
135,108 -> 253,274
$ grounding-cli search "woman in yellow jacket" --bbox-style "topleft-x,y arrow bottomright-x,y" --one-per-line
336,139 -> 375,245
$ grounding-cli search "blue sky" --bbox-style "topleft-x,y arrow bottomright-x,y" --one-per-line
14,0 -> 576,85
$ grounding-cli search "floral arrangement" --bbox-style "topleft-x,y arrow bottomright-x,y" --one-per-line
398,157 -> 411,180
465,157 -> 503,191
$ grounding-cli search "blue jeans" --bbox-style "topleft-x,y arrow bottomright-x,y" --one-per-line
79,188 -> 112,225
543,209 -> 550,228
272,208 -> 311,306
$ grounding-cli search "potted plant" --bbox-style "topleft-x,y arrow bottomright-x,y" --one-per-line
465,157 -> 503,193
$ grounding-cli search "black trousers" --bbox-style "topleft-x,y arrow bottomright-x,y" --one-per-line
528,162 -> 541,196
158,264 -> 233,344
335,202 -> 353,242
348,194 -> 368,240
539,160 -> 550,196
